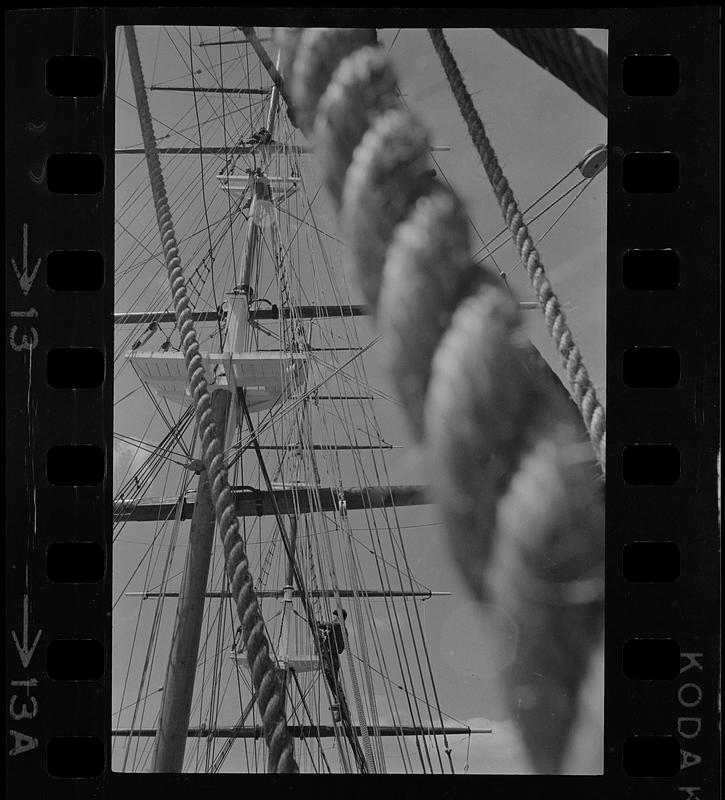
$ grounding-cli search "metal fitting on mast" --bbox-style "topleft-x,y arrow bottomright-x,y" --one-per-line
578,144 -> 608,178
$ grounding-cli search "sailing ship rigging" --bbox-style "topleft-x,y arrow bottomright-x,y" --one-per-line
112,25 -> 606,774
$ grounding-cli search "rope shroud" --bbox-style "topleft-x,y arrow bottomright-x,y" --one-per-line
428,27 -> 606,474
124,26 -> 298,774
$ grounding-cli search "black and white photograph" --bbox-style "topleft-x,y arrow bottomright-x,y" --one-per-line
111,25 -> 607,775
5,6 -> 720,795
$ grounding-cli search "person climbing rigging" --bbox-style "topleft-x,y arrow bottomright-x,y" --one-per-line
247,127 -> 272,147
317,608 -> 347,698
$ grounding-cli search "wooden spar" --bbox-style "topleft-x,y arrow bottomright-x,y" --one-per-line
200,39 -> 267,46
115,725 -> 492,738
252,444 -> 400,450
273,347 -> 368,353
114,302 -> 536,326
313,396 -> 376,401
114,305 -> 369,325
251,304 -> 371,319
116,146 -> 450,155
114,484 -> 430,522
149,85 -> 270,94
115,310 -> 217,325
256,346 -> 364,351
151,390 -> 232,773
115,144 -> 309,155
197,37 -> 271,47
129,590 -> 452,599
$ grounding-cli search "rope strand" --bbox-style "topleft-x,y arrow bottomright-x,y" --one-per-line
428,28 -> 606,473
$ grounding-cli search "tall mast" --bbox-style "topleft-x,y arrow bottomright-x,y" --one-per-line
264,51 -> 282,134
142,34 -> 272,774
270,515 -> 297,773
150,390 -> 231,772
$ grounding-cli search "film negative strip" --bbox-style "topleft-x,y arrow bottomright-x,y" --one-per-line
5,7 -> 719,797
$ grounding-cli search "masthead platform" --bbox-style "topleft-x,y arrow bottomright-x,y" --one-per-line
126,349 -> 307,412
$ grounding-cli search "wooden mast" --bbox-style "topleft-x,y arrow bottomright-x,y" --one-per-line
270,516 -> 297,773
150,389 -> 231,772
122,25 -> 241,773
148,43 -> 289,772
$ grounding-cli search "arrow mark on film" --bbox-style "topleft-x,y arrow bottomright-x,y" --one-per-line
11,224 -> 41,295
12,594 -> 42,669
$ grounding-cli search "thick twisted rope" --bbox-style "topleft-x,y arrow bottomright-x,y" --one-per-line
124,26 -> 297,774
279,28 -> 604,772
493,27 -> 608,117
490,434 -> 604,772
428,28 -> 606,474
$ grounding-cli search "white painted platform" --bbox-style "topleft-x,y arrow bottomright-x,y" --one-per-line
229,651 -> 320,673
217,173 -> 300,197
127,349 -> 307,412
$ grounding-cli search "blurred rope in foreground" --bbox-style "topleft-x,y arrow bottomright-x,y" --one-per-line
278,26 -> 604,773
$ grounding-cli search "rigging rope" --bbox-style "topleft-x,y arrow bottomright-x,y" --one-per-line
493,28 -> 608,118
123,26 -> 297,774
428,28 -> 605,472
278,27 -> 604,773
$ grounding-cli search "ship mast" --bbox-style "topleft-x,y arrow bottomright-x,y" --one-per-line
147,44 -> 285,775
149,389 -> 231,772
